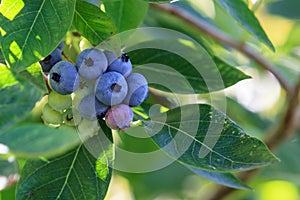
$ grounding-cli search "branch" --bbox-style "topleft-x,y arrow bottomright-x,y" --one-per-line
265,76 -> 300,151
150,3 -> 293,95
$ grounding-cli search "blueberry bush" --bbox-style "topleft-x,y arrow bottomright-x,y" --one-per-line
1,0 -> 300,199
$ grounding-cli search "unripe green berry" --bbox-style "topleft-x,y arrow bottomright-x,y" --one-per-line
63,108 -> 75,126
48,91 -> 72,112
72,79 -> 95,108
41,103 -> 63,126
77,119 -> 99,139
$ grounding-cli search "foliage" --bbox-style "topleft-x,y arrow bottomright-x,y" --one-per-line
0,0 -> 299,199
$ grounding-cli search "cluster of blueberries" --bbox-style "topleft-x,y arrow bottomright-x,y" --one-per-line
39,41 -> 148,130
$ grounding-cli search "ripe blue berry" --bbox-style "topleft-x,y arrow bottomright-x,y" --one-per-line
105,104 -> 133,130
49,61 -> 80,95
107,53 -> 132,77
103,50 -> 117,66
76,48 -> 108,80
57,41 -> 64,50
78,93 -> 109,120
123,73 -> 148,107
95,72 -> 128,106
39,48 -> 62,72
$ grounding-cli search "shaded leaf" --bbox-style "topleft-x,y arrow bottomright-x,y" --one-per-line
16,132 -> 113,200
0,0 -> 75,71
215,0 -> 275,51
103,0 -> 148,32
260,133 -> 300,183
73,1 -> 117,45
186,166 -> 250,190
267,0 -> 300,20
0,66 -> 45,132
128,47 -> 250,94
0,124 -> 80,158
143,104 -> 278,172
145,2 -> 216,54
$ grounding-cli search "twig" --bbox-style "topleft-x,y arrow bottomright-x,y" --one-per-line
265,76 -> 300,151
150,3 -> 293,95
62,51 -> 74,64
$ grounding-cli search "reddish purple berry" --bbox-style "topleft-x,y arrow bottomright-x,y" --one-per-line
105,104 -> 133,130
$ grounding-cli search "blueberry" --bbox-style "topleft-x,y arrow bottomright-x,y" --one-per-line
78,93 -> 109,120
72,79 -> 96,108
103,50 -> 117,66
123,73 -> 148,107
107,53 -> 132,77
57,41 -> 64,50
49,61 -> 80,95
41,103 -> 62,126
48,91 -> 72,112
76,48 -> 108,80
105,104 -> 133,130
95,71 -> 128,106
39,48 -> 62,73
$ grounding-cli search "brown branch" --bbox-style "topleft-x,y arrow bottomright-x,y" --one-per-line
150,3 -> 293,95
150,3 -> 300,200
265,76 -> 300,151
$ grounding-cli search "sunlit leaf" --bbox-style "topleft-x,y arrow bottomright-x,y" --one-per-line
0,0 -> 75,71
215,0 -> 275,51
103,0 -> 148,32
16,132 -> 113,199
144,104 -> 278,172
73,1 -> 117,45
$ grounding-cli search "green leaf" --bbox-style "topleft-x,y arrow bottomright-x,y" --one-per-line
0,124 -> 81,158
0,0 -> 75,71
143,104 -> 278,172
0,185 -> 16,200
73,1 -> 117,45
16,133 -> 113,200
146,2 -> 216,53
212,56 -> 251,86
0,50 -> 5,65
267,0 -> 300,20
187,166 -> 251,190
0,65 -> 16,88
18,63 -> 47,92
103,0 -> 148,32
128,47 -> 250,94
214,0 -> 275,51
0,66 -> 45,132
